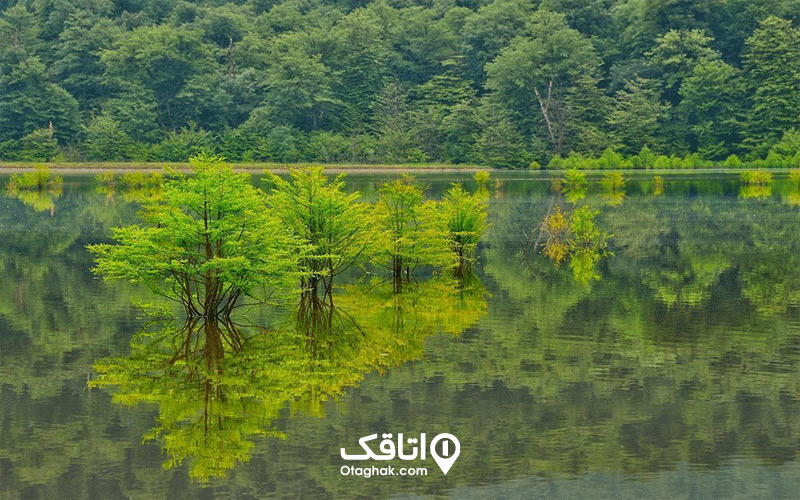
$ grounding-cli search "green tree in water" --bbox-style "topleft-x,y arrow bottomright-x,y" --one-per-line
441,183 -> 488,278
88,155 -> 299,358
264,167 -> 374,301
372,176 -> 454,292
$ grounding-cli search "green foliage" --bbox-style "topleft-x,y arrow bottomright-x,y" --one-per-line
568,206 -> 610,283
88,155 -> 299,317
120,172 -> 163,189
538,204 -> 611,283
474,170 -> 491,184
563,169 -> 586,191
740,169 -> 772,186
83,114 -> 134,161
7,166 -> 62,191
484,10 -> 600,156
264,167 -> 373,297
150,127 -> 214,162
0,58 -> 79,143
601,171 -> 627,192
441,183 -> 488,277
653,175 -> 664,195
724,154 -> 743,168
0,0 -> 799,167
372,176 -> 455,290
608,78 -> 667,155
743,16 -> 800,151
17,128 -> 60,161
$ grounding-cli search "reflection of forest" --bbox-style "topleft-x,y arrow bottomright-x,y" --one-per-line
1,176 -> 800,499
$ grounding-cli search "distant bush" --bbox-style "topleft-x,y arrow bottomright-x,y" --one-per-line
740,169 -> 772,186
305,131 -> 352,163
151,127 -> 214,162
474,170 -> 491,184
121,171 -> 163,188
7,166 -> 62,191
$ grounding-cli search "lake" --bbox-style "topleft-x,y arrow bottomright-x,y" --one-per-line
1,171 -> 800,499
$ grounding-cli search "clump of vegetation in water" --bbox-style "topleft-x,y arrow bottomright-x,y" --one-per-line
88,154 -> 299,357
740,169 -> 772,186
564,169 -> 587,191
541,205 -> 570,265
601,171 -> 626,192
788,169 -> 800,186
372,176 -> 454,293
600,171 -> 627,205
6,167 -> 64,214
535,205 -> 612,284
441,183 -> 488,278
739,169 -> 773,199
96,171 -> 115,186
562,169 -> 587,202
264,167 -> 373,300
474,170 -> 491,184
7,166 -> 62,192
121,171 -> 163,188
568,207 -> 611,283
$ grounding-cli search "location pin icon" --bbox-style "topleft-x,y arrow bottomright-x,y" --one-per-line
430,433 -> 460,475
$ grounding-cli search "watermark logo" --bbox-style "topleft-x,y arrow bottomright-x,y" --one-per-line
340,432 -> 460,476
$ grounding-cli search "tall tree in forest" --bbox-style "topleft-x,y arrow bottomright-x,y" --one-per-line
677,60 -> 745,159
485,10 -> 601,157
101,26 -> 216,130
0,57 -> 79,141
743,16 -> 800,154
608,77 -> 667,155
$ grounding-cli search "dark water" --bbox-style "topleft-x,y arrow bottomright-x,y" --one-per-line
1,172 -> 799,499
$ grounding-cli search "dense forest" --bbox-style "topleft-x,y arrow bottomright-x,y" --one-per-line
1,0 -> 800,167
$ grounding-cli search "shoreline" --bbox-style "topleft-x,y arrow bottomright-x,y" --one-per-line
0,162 -> 489,174
0,163 -> 797,175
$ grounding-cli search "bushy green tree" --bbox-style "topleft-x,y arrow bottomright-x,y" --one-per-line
0,58 -> 79,142
678,60 -> 745,159
743,16 -> 800,152
101,26 -> 216,130
89,155 -> 299,318
264,167 -> 374,298
608,77 -> 667,155
373,176 -> 454,291
441,183 -> 488,277
83,114 -> 134,161
485,10 -> 601,156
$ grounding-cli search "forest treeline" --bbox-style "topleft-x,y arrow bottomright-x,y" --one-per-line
2,0 -> 800,168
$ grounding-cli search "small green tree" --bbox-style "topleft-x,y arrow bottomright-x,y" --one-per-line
441,183 -> 488,277
88,155 -> 298,342
83,114 -> 134,161
17,128 -> 59,161
373,176 -> 454,292
264,167 -> 374,300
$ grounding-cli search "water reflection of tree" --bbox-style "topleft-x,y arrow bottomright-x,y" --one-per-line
89,276 -> 487,480
524,203 -> 612,284
7,182 -> 63,215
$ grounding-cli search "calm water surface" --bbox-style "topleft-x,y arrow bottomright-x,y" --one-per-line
1,172 -> 799,499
